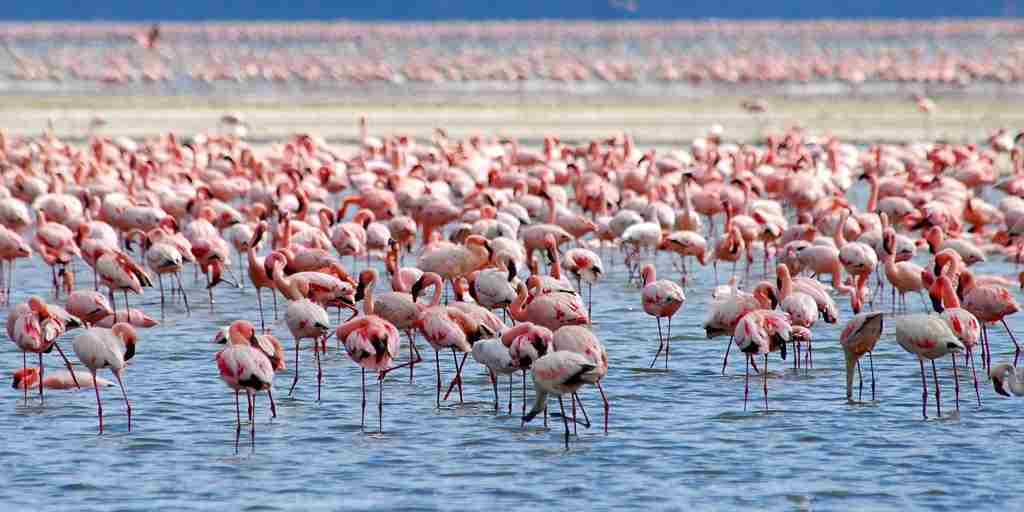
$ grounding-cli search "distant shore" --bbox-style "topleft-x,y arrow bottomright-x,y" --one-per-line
1,94 -> 1021,145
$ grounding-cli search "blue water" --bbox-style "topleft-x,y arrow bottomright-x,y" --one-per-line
2,178 -> 1024,510
3,1 -> 1020,21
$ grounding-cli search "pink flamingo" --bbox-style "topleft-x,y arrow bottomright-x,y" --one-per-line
0,224 -> 31,303
840,312 -> 884,401
931,275 -> 982,407
65,291 -> 114,326
959,270 -> 1022,370
12,368 -> 112,390
418,301 -> 493,407
8,297 -> 81,403
509,280 -> 588,331
704,281 -> 778,374
375,271 -> 443,382
216,321 -> 275,442
882,229 -> 926,312
521,351 -> 601,449
553,325 -> 611,434
640,264 -> 685,369
562,247 -> 603,317
72,323 -> 139,433
895,314 -> 965,419
284,298 -> 330,401
336,268 -> 418,431
95,249 -> 153,314
734,310 -> 791,410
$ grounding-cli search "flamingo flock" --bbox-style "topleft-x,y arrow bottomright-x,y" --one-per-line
3,21 -> 1024,90
6,119 -> 1024,451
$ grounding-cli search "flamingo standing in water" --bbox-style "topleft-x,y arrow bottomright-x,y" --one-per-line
7,296 -> 83,402
285,298 -> 330,401
639,264 -> 685,369
734,310 -> 791,410
553,325 -> 611,433
72,323 -> 139,433
471,337 -> 517,413
337,268 -> 419,431
894,314 -> 965,419
931,275 -> 982,407
562,247 -> 604,318
839,311 -> 884,401
215,321 -> 275,442
959,270 -> 1021,370
521,351 -> 600,449
95,249 -> 153,314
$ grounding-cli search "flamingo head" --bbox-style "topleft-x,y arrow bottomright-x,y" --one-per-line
355,268 -> 378,302
112,322 -> 139,361
27,296 -> 49,317
12,367 -> 40,390
228,320 -> 258,346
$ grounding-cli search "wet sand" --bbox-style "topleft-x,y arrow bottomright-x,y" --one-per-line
2,94 -> 1023,144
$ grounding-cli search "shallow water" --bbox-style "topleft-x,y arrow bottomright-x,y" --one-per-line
4,199 -> 1024,510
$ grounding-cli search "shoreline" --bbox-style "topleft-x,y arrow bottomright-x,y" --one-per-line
1,94 -> 1021,144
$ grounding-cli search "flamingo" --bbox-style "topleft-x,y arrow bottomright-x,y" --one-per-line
509,280 -> 588,331
959,270 -> 1021,370
8,298 -> 81,403
704,281 -> 778,374
337,268 -> 418,431
12,368 -> 113,390
839,312 -> 884,401
95,249 -> 153,314
284,298 -> 330,401
72,323 -> 139,433
562,247 -> 604,317
553,325 -> 611,434
521,351 -> 600,449
215,321 -> 275,443
417,301 -> 493,407
894,314 -> 965,419
471,338 -> 517,413
639,264 -> 685,369
374,271 -> 442,382
734,310 -> 791,410
990,364 -> 1024,397
931,275 -> 982,407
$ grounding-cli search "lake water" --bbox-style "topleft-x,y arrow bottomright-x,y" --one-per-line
2,184 -> 1024,510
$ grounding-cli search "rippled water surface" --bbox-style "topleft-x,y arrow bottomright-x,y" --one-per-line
4,201 -> 1024,511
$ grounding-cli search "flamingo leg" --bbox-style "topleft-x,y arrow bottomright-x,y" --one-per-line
857,359 -> 863,402
361,367 -> 366,428
558,395 -> 570,450
175,272 -> 191,315
573,392 -> 591,428
744,354 -> 750,411
571,393 -> 578,435
597,380 -> 610,434
234,390 -> 241,431
92,370 -> 103,433
38,352 -> 44,405
315,338 -> 323,402
508,374 -> 513,415
250,392 -> 256,446
763,354 -> 769,410
931,359 -> 941,418
968,347 -> 981,407
522,370 -> 526,416
21,352 -> 27,403
53,343 -> 80,389
268,388 -> 277,418
721,334 -> 734,375
256,288 -> 265,331
490,369 -> 499,412
113,370 -> 131,432
451,348 -> 466,403
158,274 -> 165,312
650,317 -> 664,368
435,350 -> 441,408
272,289 -> 278,321
1001,318 -> 1022,366
378,370 -> 384,433
869,352 -> 876,401
407,330 -> 418,383
288,339 -> 300,396
666,316 -> 672,370
919,359 -> 928,419
951,353 -> 960,411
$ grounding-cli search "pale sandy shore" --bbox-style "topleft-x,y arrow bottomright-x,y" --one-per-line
1,95 -> 1023,144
